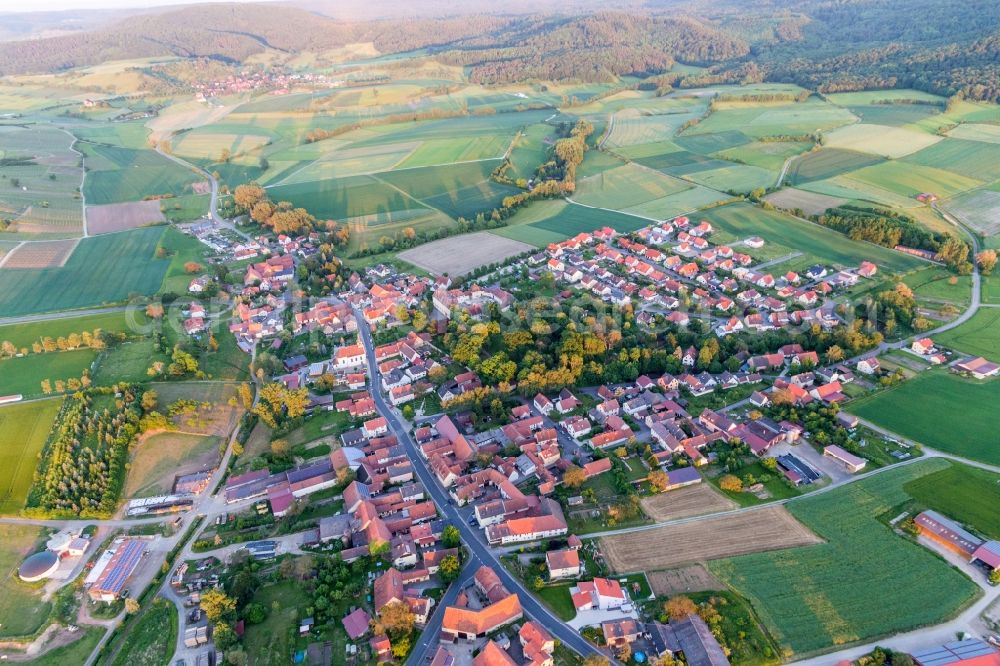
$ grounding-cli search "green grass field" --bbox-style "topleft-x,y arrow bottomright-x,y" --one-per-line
493,199 -> 652,246
575,163 -> 692,209
126,433 -> 220,497
786,149 -> 886,185
0,399 -> 61,514
266,174 -> 423,220
242,581 -> 301,665
947,123 -> 1000,144
81,143 -> 200,205
683,164 -> 776,193
844,161 -> 982,200
844,104 -> 941,127
935,308 -> 1000,362
697,203 -> 924,273
903,462 -> 1000,540
942,189 -> 1000,237
848,369 -> 1000,464
0,310 -> 136,350
0,524 -> 52,637
903,138 -> 1000,182
32,626 -> 105,666
605,110 -> 704,147
716,140 -> 812,171
0,349 -> 97,398
0,226 -> 170,317
686,100 -> 855,138
710,459 -> 980,658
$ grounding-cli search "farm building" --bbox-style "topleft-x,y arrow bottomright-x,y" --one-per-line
823,445 -> 867,473
87,538 -> 147,601
954,357 -> 1000,379
914,511 -> 983,557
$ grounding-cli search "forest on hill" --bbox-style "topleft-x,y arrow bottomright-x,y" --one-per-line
0,0 -> 996,102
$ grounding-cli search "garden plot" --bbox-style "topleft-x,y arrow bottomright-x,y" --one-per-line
86,200 -> 166,235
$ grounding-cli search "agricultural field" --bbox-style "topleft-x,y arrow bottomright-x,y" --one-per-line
397,231 -> 533,276
822,124 -> 941,158
0,349 -> 97,398
682,163 -> 776,193
267,174 -> 425,221
0,310 -> 136,350
0,226 -> 170,317
604,109 -> 704,148
696,203 -> 925,273
85,200 -> 165,235
934,308 -> 1000,362
685,99 -> 855,138
843,161 -> 982,200
903,138 -> 1000,182
646,565 -> 724,597
0,399 -> 61,515
0,124 -> 84,236
274,141 -> 419,184
125,433 -> 221,498
942,189 -> 1000,237
716,140 -> 812,171
575,163 -> 691,209
824,89 -> 947,106
640,484 -> 737,522
492,199 -> 651,247
848,369 -> 1000,465
785,149 -> 885,185
170,130 -> 272,161
506,123 -> 554,181
947,123 -> 1000,144
763,188 -> 848,215
903,462 -> 1000,540
600,506 -> 822,573
709,459 -> 980,658
844,104 -> 942,127
0,524 -> 52,638
79,142 -> 201,205
1,239 -> 78,268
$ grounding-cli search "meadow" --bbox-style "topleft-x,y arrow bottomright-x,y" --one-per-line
943,189 -> 1000,237
709,459 -> 980,658
685,99 -> 855,138
683,163 -> 776,193
266,175 -> 423,220
697,203 -> 925,273
716,140 -> 812,171
574,163 -> 698,210
493,199 -> 652,247
125,433 -> 221,498
843,161 -> 982,200
903,462 -> 1000,540
0,524 -> 52,638
109,597 -> 178,666
0,399 -> 61,514
823,124 -> 941,158
0,226 -> 170,317
848,369 -> 1000,465
934,308 -> 1000,362
0,349 -> 97,397
0,310 -> 137,350
80,142 -> 201,205
903,138 -> 1000,182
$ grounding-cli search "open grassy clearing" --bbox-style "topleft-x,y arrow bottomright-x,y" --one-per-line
697,203 -> 925,273
31,626 -> 105,666
764,188 -> 848,215
843,161 -> 982,200
901,266 -> 971,305
934,308 -> 1000,362
904,462 -> 1000,540
785,148 -> 886,185
507,123 -> 553,181
0,125 -> 84,235
710,458 -> 980,658
601,506 -> 821,572
0,349 -> 97,398
0,400 -> 60,515
397,231 -> 533,276
823,124 -> 941,158
80,142 -> 201,205
942,189 -> 1000,237
716,140 -> 812,171
0,524 -> 51,638
125,433 -> 221,498
0,225 -> 169,317
848,369 -> 1000,464
640,483 -> 737,522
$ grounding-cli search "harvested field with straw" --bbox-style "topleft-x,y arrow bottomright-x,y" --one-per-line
86,200 -> 166,235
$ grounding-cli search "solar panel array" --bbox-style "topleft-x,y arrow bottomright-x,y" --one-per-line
94,539 -> 146,596
913,639 -> 999,666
